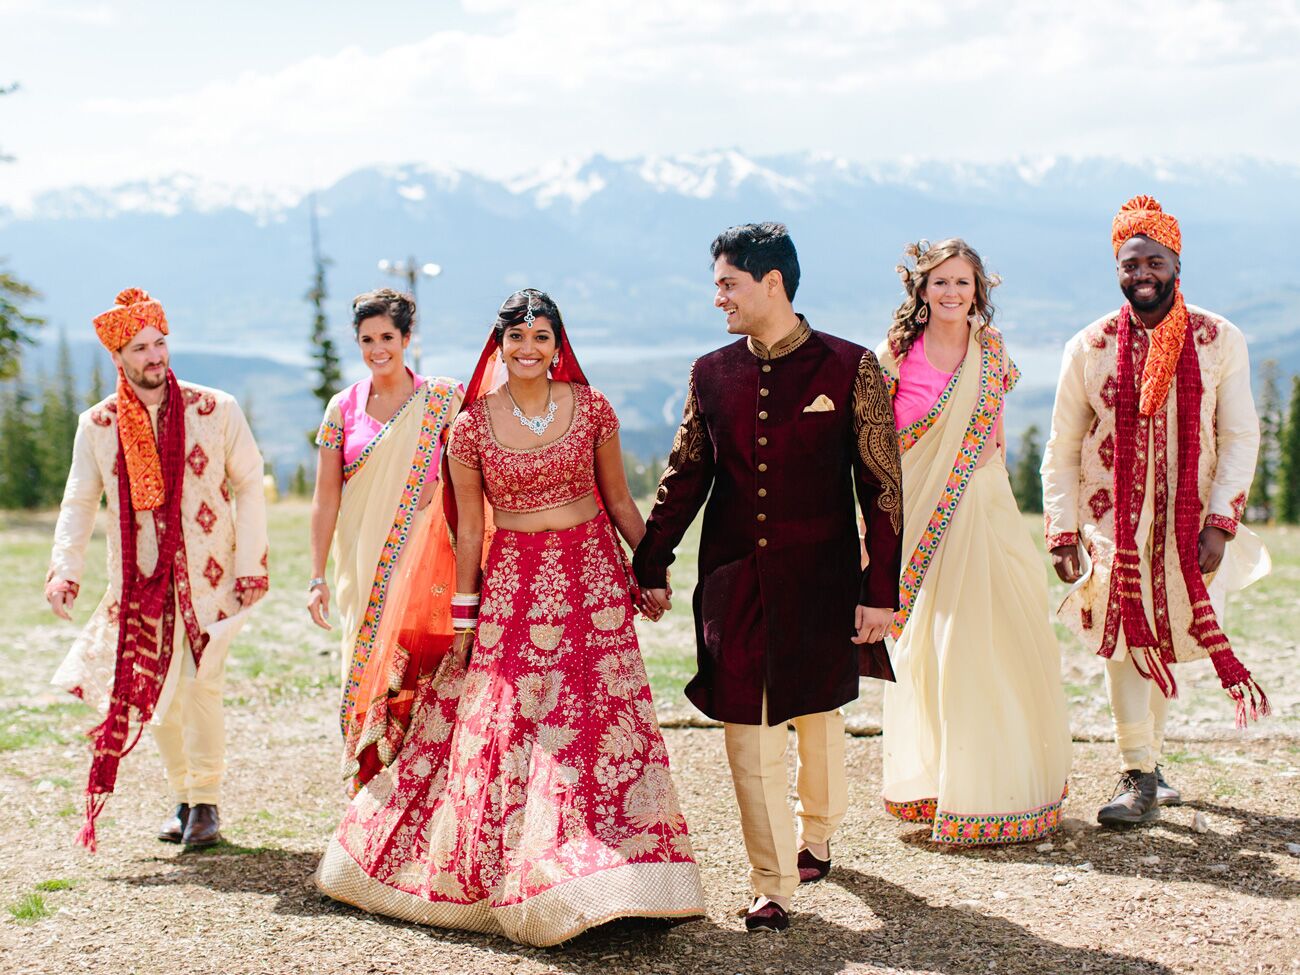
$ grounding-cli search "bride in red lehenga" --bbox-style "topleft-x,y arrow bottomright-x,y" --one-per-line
315,290 -> 705,946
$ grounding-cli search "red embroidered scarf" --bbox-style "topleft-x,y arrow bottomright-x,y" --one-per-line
1104,307 -> 1268,727
78,370 -> 197,850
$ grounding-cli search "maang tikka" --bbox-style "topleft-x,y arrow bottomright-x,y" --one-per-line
524,292 -> 536,328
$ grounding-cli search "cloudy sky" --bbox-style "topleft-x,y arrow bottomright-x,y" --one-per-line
2,0 -> 1299,205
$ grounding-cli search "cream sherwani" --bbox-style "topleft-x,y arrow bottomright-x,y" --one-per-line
49,382 -> 269,804
1041,305 -> 1268,770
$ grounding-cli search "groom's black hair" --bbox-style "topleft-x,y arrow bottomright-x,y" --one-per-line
710,222 -> 800,301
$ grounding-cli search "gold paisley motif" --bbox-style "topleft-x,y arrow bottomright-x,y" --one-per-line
529,623 -> 564,651
591,605 -> 626,631
854,350 -> 903,533
476,621 -> 504,648
654,366 -> 706,504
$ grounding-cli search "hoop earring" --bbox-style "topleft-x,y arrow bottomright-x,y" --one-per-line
916,303 -> 930,325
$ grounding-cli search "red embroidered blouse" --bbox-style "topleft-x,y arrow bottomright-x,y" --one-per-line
448,383 -> 620,513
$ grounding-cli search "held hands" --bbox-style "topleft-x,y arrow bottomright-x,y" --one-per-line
452,630 -> 474,669
853,605 -> 892,645
640,584 -> 672,622
1050,545 -> 1083,584
45,574 -> 77,621
307,582 -> 332,630
1198,525 -> 1230,574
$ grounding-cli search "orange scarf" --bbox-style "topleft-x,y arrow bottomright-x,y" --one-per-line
1136,286 -> 1188,417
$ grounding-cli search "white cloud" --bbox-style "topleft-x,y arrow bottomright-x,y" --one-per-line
3,0 -> 1299,202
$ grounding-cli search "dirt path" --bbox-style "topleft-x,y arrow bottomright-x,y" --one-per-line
2,696 -> 1297,975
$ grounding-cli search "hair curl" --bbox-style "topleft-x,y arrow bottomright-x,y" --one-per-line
493,289 -> 564,346
887,238 -> 1000,360
352,287 -> 416,337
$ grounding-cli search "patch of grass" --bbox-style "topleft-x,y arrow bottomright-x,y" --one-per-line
34,879 -> 75,892
1211,776 -> 1241,797
0,702 -> 97,753
184,840 -> 289,857
55,803 -> 78,818
7,892 -> 51,922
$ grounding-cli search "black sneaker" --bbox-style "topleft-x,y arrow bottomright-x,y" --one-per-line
1097,770 -> 1159,828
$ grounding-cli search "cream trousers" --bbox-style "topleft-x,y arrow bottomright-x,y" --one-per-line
1105,655 -> 1171,774
150,632 -> 229,805
722,695 -> 848,900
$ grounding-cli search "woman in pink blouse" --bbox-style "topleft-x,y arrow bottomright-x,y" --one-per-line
307,289 -> 462,789
314,290 -> 705,946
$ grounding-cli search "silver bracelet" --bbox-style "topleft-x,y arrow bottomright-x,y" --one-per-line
308,577 -> 326,590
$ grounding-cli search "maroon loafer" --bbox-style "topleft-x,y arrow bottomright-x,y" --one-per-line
744,901 -> 790,933
797,844 -> 831,883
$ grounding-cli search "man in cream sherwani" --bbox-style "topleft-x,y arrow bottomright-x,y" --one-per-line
45,287 -> 269,849
1041,197 -> 1269,830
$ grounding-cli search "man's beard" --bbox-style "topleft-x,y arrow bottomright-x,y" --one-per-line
1122,275 -> 1176,314
122,362 -> 169,389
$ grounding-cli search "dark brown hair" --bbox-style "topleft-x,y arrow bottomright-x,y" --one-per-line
352,288 -> 415,337
493,289 -> 564,346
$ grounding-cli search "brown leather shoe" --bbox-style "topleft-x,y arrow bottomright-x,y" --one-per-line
797,844 -> 831,884
1155,766 -> 1183,806
1097,770 -> 1159,828
158,804 -> 189,843
182,803 -> 222,848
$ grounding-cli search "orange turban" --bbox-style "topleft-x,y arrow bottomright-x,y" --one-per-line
93,288 -> 168,351
1111,195 -> 1182,257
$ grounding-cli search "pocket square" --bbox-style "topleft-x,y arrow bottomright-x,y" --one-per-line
803,394 -> 835,413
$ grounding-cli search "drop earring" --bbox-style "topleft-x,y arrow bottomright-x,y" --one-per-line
916,303 -> 930,325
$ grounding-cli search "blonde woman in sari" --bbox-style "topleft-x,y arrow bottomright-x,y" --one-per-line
877,240 -> 1072,846
309,289 -> 461,789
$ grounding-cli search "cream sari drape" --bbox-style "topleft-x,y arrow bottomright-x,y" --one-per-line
877,327 -> 1073,846
333,383 -> 455,744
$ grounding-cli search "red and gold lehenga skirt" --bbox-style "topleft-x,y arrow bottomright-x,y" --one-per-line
315,513 -> 705,946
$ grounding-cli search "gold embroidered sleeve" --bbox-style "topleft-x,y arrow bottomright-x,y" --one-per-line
654,366 -> 706,504
853,350 -> 903,533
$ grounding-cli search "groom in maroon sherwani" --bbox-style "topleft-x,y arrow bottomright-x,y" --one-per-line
635,222 -> 902,932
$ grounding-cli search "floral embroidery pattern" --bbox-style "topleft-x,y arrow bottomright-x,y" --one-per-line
854,350 -> 903,533
655,367 -> 706,506
186,444 -> 209,478
330,514 -> 698,931
931,787 -> 1067,846
343,385 -> 425,482
1088,488 -> 1113,520
340,382 -> 457,735
883,796 -> 937,822
316,408 -> 345,452
890,330 -> 1007,639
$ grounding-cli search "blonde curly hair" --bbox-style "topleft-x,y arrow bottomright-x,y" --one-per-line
888,238 -> 1001,360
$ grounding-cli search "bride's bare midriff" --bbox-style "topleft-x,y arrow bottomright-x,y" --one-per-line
491,492 -> 601,533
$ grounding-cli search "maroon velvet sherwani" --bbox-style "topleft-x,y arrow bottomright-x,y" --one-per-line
634,317 -> 903,726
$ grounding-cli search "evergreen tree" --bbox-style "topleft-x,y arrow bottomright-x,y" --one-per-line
1,85 -> 44,378
32,333 -> 80,505
0,379 -> 43,508
307,195 -> 342,412
1247,360 -> 1281,522
1011,424 -> 1044,514
87,357 -> 106,407
290,462 -> 310,497
1278,375 -> 1300,525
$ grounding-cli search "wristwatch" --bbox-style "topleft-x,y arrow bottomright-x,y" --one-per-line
308,577 -> 326,590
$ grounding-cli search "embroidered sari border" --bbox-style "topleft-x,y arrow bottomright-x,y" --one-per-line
898,359 -> 965,455
890,331 -> 1005,639
339,382 -> 456,732
883,785 -> 1068,846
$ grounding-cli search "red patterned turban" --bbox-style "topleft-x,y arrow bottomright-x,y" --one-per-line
93,287 -> 168,352
1111,195 -> 1182,257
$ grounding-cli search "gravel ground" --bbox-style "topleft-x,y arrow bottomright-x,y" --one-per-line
2,698 -> 1297,975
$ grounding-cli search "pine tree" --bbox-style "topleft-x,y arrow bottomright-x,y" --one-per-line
87,357 -> 106,407
307,195 -> 342,412
0,84 -> 44,378
36,331 -> 79,504
1278,375 -> 1300,525
0,379 -> 43,508
1247,360 -> 1281,522
290,462 -> 310,497
1011,424 -> 1044,514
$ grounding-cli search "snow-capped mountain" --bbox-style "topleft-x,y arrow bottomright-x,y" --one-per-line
4,150 -> 1298,469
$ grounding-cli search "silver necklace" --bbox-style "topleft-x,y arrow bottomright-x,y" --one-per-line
505,379 -> 557,437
